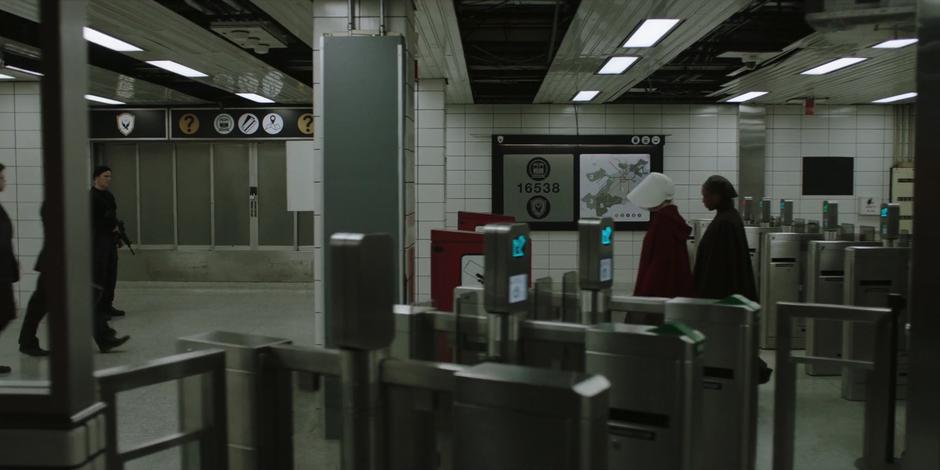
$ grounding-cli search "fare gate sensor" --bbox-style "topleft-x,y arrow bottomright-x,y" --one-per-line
579,218 -> 614,290
880,203 -> 900,240
760,198 -> 772,224
780,200 -> 794,226
329,232 -> 396,350
484,223 -> 531,313
823,201 -> 839,230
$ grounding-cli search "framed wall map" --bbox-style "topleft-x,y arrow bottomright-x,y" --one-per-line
492,134 -> 665,230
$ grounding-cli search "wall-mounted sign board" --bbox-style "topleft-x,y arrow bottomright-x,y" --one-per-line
493,134 -> 665,231
89,108 -> 313,141
170,108 -> 313,140
90,109 -> 168,140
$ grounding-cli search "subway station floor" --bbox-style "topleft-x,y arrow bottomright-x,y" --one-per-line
0,284 -> 905,469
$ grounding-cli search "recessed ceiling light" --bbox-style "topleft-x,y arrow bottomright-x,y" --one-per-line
872,38 -> 918,49
84,94 -> 125,105
800,57 -> 867,75
146,60 -> 207,78
572,90 -> 600,102
6,65 -> 42,77
872,92 -> 917,103
236,92 -> 275,103
83,27 -> 143,52
726,91 -> 768,103
0,74 -> 13,80
598,56 -> 640,75
623,19 -> 681,48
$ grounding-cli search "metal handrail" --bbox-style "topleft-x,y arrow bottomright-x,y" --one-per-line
95,348 -> 228,470
772,297 -> 903,470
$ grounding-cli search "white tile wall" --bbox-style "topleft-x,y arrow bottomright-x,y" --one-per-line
764,104 -> 895,227
439,103 -> 740,288
0,81 -> 42,305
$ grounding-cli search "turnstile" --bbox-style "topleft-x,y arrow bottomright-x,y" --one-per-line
585,322 -> 704,470
743,226 -> 773,297
843,246 -> 910,401
665,296 -> 760,470
759,232 -> 822,349
804,240 -> 879,376
454,362 -> 610,470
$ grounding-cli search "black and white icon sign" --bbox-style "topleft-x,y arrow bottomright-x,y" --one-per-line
116,112 -> 135,136
262,113 -> 284,135
527,196 -> 551,219
631,136 -> 640,144
238,113 -> 260,134
641,136 -> 651,145
214,113 -> 234,135
652,136 -> 661,145
527,157 -> 551,181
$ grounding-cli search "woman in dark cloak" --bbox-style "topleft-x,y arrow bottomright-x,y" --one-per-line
693,175 -> 758,301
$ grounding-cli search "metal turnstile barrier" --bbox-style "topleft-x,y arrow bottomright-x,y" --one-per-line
773,299 -> 902,470
95,349 -> 228,470
665,296 -> 761,470
760,232 -> 822,349
585,322 -> 705,470
610,294 -> 669,325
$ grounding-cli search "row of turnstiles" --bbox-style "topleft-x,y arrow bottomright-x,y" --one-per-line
689,197 -> 910,401
167,208 -> 906,470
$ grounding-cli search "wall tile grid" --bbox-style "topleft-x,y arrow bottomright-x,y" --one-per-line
0,81 -> 42,306
764,105 -> 894,227
414,79 -> 446,302
440,103 -> 740,288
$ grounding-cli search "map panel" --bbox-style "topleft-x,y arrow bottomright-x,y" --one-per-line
579,153 -> 652,222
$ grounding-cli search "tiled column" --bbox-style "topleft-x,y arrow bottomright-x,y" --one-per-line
415,79 -> 446,302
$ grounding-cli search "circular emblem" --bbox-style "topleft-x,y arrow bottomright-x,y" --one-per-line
213,113 -> 234,135
238,113 -> 260,134
641,136 -> 651,145
297,113 -> 314,135
179,113 -> 200,135
652,136 -> 661,145
526,196 -> 551,220
497,135 -> 505,144
526,157 -> 551,181
262,113 -> 284,135
631,136 -> 641,144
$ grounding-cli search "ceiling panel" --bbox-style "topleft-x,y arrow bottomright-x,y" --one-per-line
534,0 -> 751,103
414,0 -> 473,104
712,27 -> 917,104
89,65 -> 208,105
0,0 -> 312,104
246,0 -> 313,48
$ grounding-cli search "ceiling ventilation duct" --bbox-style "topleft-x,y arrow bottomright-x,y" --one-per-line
211,22 -> 287,54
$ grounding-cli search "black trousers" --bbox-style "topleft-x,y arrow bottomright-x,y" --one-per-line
19,272 -> 115,344
93,236 -> 118,313
0,282 -> 13,334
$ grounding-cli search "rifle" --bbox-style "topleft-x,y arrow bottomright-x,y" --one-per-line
116,220 -> 136,255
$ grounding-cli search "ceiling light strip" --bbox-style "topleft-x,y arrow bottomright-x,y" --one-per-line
872,92 -> 917,103
84,94 -> 125,105
726,91 -> 768,103
800,57 -> 868,75
623,19 -> 681,48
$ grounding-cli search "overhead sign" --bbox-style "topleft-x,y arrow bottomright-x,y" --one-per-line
169,108 -> 313,139
90,109 -> 168,140
493,135 -> 665,231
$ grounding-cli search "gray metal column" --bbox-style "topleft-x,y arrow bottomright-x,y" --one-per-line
41,0 -> 96,416
737,105 -> 767,202
904,0 -> 940,466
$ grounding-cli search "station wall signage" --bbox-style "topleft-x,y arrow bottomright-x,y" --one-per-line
492,134 -> 665,231
170,108 -> 313,139
90,109 -> 168,140
89,107 -> 313,140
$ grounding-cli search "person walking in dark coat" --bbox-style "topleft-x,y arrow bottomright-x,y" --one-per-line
91,165 -> 126,318
628,172 -> 695,298
693,175 -> 758,301
0,164 -> 19,374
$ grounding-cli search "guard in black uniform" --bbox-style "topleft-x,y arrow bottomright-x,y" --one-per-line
0,164 -> 19,373
91,166 -> 130,351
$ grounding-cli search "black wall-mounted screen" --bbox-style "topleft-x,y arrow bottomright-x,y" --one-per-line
803,157 -> 854,195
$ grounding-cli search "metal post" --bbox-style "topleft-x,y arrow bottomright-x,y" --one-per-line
39,0 -> 97,417
861,294 -> 903,469
340,349 -> 384,470
772,302 -> 798,470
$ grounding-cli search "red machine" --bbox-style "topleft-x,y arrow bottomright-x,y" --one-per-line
431,212 -> 526,311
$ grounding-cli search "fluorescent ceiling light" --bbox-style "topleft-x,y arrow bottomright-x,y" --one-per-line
872,38 -> 918,49
598,56 -> 639,74
623,19 -> 681,48
872,92 -> 917,103
726,91 -> 768,103
0,74 -> 13,80
236,92 -> 275,104
146,60 -> 207,78
800,57 -> 867,75
84,94 -> 125,105
572,90 -> 600,102
83,27 -> 143,52
6,65 -> 42,77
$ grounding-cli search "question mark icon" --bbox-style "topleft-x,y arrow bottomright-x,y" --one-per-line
180,113 -> 199,135
298,113 -> 313,135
